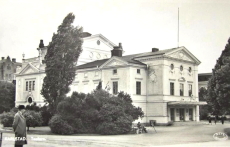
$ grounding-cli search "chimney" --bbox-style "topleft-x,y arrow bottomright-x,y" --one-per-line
39,40 -> 44,48
111,43 -> 123,57
1,57 -> 4,60
12,58 -> 16,62
152,48 -> 159,52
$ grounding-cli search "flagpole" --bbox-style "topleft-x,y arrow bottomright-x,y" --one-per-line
178,7 -> 179,48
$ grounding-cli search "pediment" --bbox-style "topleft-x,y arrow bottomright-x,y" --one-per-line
83,34 -> 116,51
19,63 -> 39,75
165,47 -> 201,64
167,50 -> 193,62
100,57 -> 128,68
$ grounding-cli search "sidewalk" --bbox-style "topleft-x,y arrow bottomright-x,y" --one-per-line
1,122 -> 230,147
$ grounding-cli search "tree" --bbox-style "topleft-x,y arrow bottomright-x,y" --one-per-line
41,13 -> 83,113
0,81 -> 15,113
199,87 -> 211,119
23,110 -> 43,131
206,37 -> 230,115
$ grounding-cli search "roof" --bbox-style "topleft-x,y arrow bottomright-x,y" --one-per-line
76,48 -> 178,70
198,73 -> 212,76
76,59 -> 109,69
133,48 -> 177,58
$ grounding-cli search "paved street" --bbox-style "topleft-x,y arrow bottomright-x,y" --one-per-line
1,121 -> 230,147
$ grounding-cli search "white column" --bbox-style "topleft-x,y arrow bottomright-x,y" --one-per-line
196,105 -> 200,122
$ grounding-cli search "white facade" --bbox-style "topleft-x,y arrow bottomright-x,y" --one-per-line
15,34 -> 116,107
15,34 -> 206,124
75,46 -> 206,124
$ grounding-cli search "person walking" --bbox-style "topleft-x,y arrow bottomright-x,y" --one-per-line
12,105 -> 27,147
214,115 -> 218,125
208,116 -> 212,125
221,116 -> 225,125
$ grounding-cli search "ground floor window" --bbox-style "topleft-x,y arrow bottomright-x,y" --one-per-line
113,81 -> 118,94
136,81 -> 141,95
169,107 -> 194,122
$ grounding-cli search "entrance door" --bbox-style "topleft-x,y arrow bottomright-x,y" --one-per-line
179,108 -> 185,121
189,109 -> 193,121
170,108 -> 175,121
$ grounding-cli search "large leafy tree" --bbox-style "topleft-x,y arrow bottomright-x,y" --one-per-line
41,13 -> 83,113
206,38 -> 230,115
0,81 -> 15,113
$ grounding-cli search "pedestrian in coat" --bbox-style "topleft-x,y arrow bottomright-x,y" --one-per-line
12,105 -> 27,147
208,116 -> 212,125
214,115 -> 218,125
221,116 -> 225,125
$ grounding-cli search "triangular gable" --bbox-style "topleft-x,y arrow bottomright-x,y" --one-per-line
19,63 -> 39,75
165,46 -> 201,65
100,56 -> 129,68
83,34 -> 116,51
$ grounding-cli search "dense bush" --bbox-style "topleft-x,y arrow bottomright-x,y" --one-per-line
49,90 -> 144,135
23,110 -> 43,131
49,114 -> 74,135
0,111 -> 15,127
40,105 -> 53,126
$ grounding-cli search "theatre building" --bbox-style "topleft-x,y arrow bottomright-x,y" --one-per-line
74,45 -> 206,124
15,33 -> 206,124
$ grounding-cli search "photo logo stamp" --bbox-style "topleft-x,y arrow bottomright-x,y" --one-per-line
213,132 -> 228,141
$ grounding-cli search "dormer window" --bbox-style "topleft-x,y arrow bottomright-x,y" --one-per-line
137,69 -> 141,74
113,69 -> 117,74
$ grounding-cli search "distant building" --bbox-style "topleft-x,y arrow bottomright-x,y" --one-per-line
198,73 -> 212,89
0,56 -> 22,83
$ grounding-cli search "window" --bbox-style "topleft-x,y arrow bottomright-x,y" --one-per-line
170,64 -> 174,70
170,82 -> 174,95
188,84 -> 192,96
180,83 -> 184,96
137,69 -> 141,74
26,82 -> 28,91
29,81 -> 32,91
113,81 -> 118,94
84,73 -> 88,78
113,69 -> 117,74
26,80 -> 35,91
180,65 -> 183,71
189,67 -> 192,73
32,81 -> 35,90
136,82 -> 141,95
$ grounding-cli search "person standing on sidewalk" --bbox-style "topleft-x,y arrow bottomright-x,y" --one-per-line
12,105 -> 27,147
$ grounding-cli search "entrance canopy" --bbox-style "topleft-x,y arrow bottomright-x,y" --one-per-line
168,101 -> 207,106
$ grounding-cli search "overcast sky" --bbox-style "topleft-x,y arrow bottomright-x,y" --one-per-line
0,0 -> 230,73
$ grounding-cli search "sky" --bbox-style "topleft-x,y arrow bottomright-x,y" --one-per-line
0,0 -> 230,73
